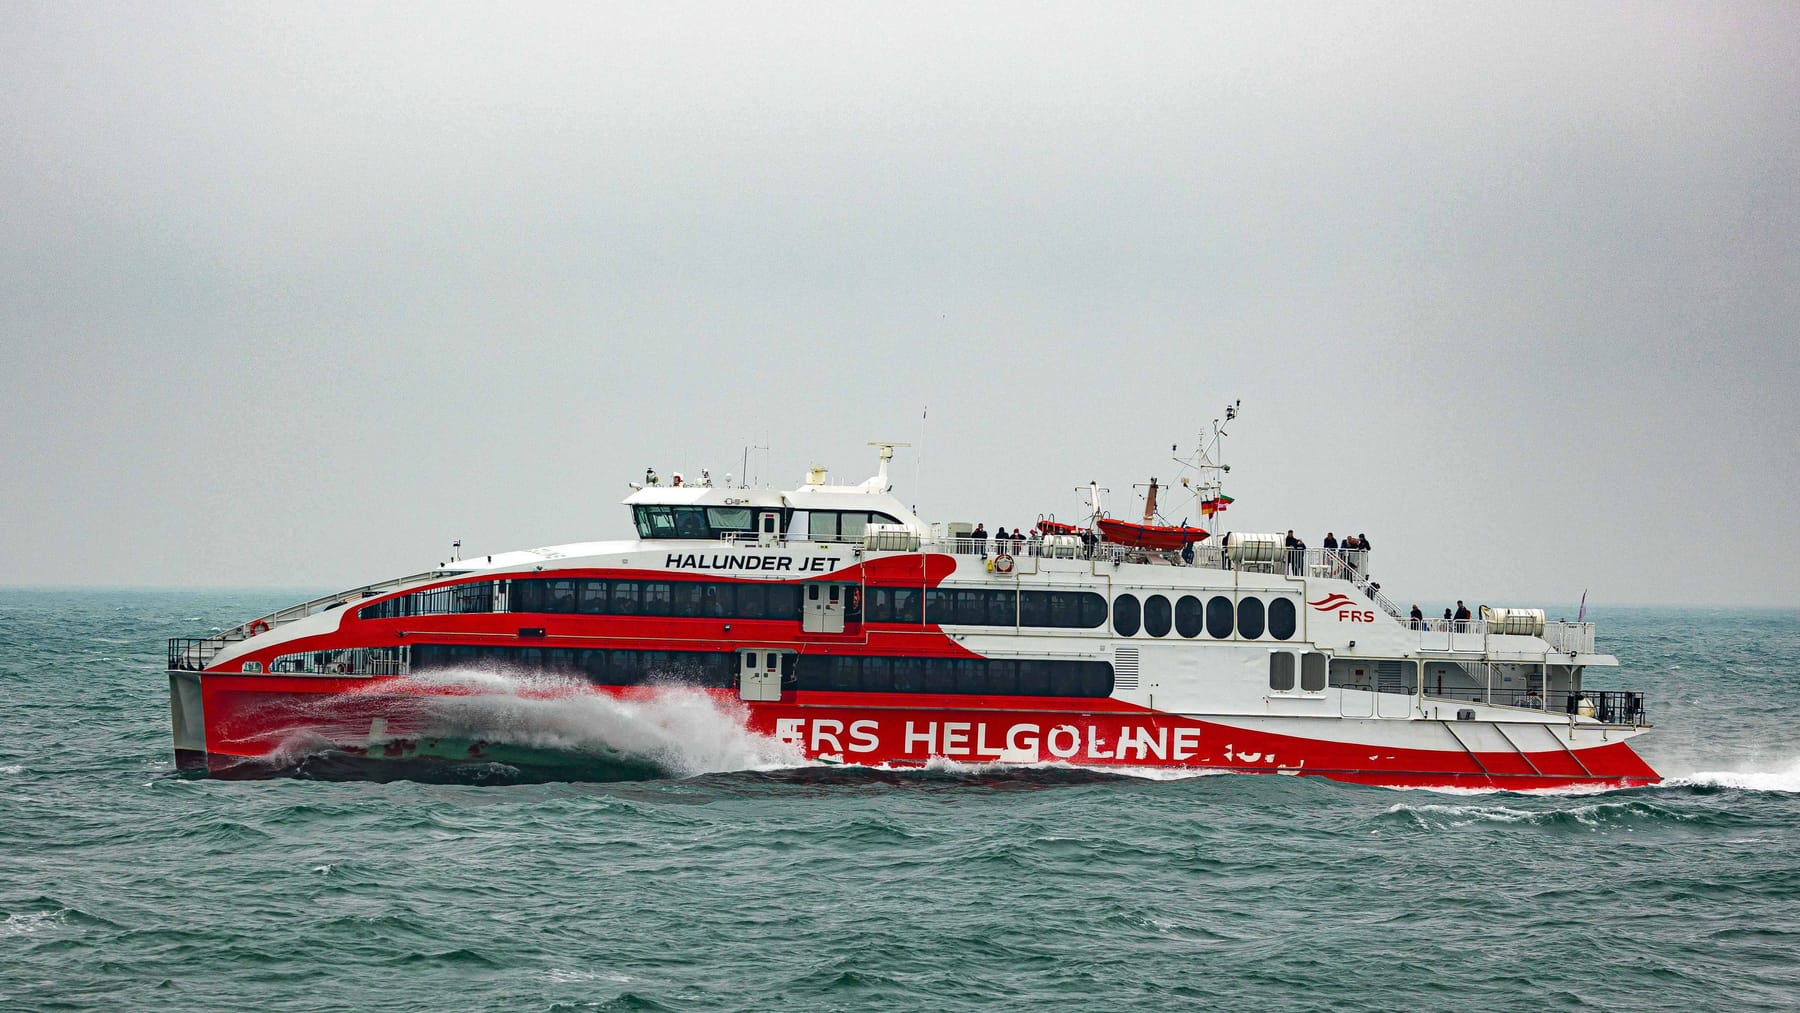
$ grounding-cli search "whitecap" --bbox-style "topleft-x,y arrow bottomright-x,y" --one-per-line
545,968 -> 632,984
1662,758 -> 1800,793
0,911 -> 67,939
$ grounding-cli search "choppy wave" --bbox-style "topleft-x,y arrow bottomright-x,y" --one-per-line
1660,756 -> 1800,793
1378,798 -> 1708,830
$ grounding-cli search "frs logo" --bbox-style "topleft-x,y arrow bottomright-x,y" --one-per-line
1307,593 -> 1376,623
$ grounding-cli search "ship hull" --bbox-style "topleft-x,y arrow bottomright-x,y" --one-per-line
172,672 -> 1658,789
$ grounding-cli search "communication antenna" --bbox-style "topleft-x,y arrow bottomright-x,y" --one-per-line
916,405 -> 927,513
741,436 -> 769,489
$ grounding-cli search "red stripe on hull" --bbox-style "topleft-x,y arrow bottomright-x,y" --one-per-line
189,677 -> 1657,789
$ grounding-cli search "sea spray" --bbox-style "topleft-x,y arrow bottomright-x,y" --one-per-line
325,666 -> 809,777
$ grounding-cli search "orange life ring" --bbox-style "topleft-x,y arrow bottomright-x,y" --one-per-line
993,553 -> 1015,574
247,620 -> 271,636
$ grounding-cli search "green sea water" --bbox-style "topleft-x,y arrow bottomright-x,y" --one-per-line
2,589 -> 1797,1011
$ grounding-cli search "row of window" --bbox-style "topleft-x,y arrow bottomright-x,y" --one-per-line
408,644 -> 1113,698
795,655 -> 1113,697
633,505 -> 764,540
414,644 -> 739,686
630,506 -> 906,542
360,582 -> 495,619
509,578 -> 805,620
363,579 -> 1108,630
866,587 -> 1107,629
1113,594 -> 1298,641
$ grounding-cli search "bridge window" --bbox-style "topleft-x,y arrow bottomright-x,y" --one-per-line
807,511 -> 903,542
634,505 -> 779,540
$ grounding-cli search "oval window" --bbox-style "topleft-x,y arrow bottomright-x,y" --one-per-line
1144,595 -> 1172,637
1206,596 -> 1234,639
1113,594 -> 1141,637
1237,596 -> 1266,639
1175,595 -> 1203,638
1268,598 -> 1297,640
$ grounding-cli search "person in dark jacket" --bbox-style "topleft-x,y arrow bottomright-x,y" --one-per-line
1410,604 -> 1423,629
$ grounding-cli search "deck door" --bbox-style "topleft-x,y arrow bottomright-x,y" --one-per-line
802,583 -> 848,633
738,649 -> 791,702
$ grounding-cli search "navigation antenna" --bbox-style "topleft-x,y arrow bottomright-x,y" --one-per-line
866,441 -> 911,491
1173,399 -> 1241,523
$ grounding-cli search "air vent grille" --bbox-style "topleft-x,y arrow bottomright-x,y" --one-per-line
1113,646 -> 1140,690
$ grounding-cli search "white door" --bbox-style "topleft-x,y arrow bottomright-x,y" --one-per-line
739,650 -> 784,702
802,583 -> 846,633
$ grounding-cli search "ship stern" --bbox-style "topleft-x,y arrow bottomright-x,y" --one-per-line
169,671 -> 208,771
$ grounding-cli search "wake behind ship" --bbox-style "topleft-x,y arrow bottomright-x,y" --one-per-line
167,427 -> 1656,788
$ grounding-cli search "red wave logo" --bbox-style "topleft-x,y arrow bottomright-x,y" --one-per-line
1307,594 -> 1355,612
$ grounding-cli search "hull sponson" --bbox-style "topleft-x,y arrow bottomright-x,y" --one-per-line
188,676 -> 1657,789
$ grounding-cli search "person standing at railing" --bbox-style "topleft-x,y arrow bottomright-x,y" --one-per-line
972,523 -> 988,558
1410,604 -> 1423,629
1453,600 -> 1471,631
1284,530 -> 1301,576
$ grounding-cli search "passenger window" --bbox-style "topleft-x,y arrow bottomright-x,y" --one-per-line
1269,652 -> 1296,691
1143,595 -> 1172,637
1302,652 -> 1328,692
1113,594 -> 1141,637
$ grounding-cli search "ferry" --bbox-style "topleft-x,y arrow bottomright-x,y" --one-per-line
166,413 -> 1656,788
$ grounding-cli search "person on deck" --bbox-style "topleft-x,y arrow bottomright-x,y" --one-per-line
972,523 -> 988,558
1410,604 -> 1423,629
1454,600 -> 1471,631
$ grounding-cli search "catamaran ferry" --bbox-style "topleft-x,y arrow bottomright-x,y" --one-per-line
167,415 -> 1655,787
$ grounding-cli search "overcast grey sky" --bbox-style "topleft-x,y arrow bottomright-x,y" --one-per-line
3,2 -> 1796,606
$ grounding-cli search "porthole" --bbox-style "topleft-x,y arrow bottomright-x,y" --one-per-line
1206,596 -> 1234,639
1144,595 -> 1172,638
1113,594 -> 1141,637
1268,598 -> 1297,640
1238,596 -> 1266,639
1175,595 -> 1203,638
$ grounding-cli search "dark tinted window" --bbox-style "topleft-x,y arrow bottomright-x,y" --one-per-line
610,581 -> 640,614
1143,595 -> 1172,637
1238,596 -> 1266,639
1268,597 -> 1297,640
1113,594 -> 1141,636
577,580 -> 609,614
1175,595 -> 1203,638
784,654 -> 1112,697
1206,595 -> 1234,639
